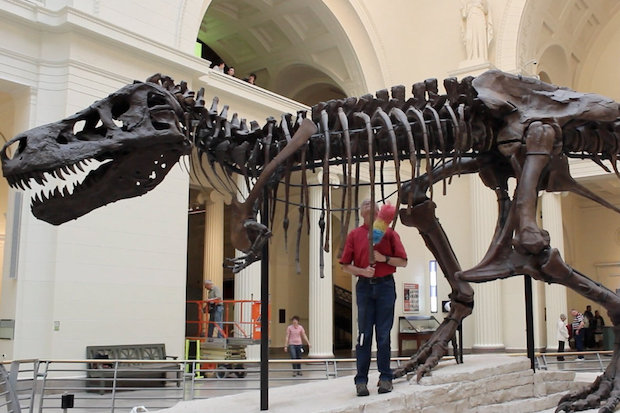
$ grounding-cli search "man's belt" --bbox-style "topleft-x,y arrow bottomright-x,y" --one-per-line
360,274 -> 394,284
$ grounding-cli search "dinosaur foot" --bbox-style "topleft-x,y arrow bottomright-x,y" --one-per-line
556,367 -> 620,412
393,319 -> 459,382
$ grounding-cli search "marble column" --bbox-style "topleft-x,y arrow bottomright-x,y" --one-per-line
308,170 -> 336,358
233,178 -> 261,359
202,192 -> 225,339
542,192 -> 568,351
234,249 -> 261,359
470,176 -> 505,351
203,192 -> 224,291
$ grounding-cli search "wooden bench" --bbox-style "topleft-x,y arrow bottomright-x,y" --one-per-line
86,344 -> 180,392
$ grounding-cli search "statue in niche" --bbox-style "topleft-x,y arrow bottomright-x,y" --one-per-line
461,0 -> 493,62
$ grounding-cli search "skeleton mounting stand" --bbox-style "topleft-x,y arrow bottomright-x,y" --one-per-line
260,190 -> 269,411
525,276 -> 535,370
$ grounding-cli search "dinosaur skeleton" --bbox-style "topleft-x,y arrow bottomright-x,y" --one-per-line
3,70 -> 620,412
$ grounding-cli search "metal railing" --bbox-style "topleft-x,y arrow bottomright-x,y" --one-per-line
1,351 -> 609,412
534,349 -> 612,372
0,359 -> 39,413
2,357 -> 412,412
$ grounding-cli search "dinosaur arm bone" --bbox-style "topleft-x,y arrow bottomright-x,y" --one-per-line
228,118 -> 317,256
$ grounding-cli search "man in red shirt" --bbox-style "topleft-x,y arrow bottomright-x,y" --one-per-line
340,199 -> 408,396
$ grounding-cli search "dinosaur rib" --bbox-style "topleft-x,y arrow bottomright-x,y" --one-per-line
337,107 -> 353,259
242,118 -> 317,224
372,107 -> 401,226
354,111 -> 376,264
407,107 -> 433,199
320,109 -> 331,254
389,107 -> 417,213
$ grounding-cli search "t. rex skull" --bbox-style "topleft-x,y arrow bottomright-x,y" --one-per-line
1,81 -> 192,225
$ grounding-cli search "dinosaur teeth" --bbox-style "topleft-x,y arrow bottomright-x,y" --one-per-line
16,177 -> 25,191
33,172 -> 46,185
13,157 -> 112,206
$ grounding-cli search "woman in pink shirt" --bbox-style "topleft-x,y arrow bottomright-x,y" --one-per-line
284,316 -> 311,376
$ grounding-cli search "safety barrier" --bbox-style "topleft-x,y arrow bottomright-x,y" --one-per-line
1,351 -> 608,412
535,349 -> 612,372
0,359 -> 39,413
185,299 -> 262,340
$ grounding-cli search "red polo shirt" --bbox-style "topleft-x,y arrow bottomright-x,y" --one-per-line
339,224 -> 407,277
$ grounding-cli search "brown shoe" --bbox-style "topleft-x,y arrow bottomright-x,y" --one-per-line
356,383 -> 369,397
377,380 -> 393,394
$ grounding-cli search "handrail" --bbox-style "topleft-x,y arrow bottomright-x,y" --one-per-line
3,352 -> 610,412
0,356 -> 428,365
506,350 -> 613,357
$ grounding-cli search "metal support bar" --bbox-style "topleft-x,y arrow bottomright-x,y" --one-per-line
524,275 -> 535,371
260,189 -> 269,411
1,363 -> 21,413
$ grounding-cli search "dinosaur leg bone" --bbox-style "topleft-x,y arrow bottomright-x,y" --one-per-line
394,200 -> 474,381
539,249 -> 620,322
534,249 -> 620,413
513,121 -> 557,254
463,245 -> 620,413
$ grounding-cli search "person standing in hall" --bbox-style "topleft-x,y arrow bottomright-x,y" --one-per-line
571,308 -> 585,359
556,313 -> 569,361
284,316 -> 311,376
340,199 -> 408,397
594,310 -> 606,347
583,304 -> 594,348
204,280 -> 224,338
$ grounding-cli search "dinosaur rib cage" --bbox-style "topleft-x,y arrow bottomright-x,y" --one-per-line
191,83 -> 491,198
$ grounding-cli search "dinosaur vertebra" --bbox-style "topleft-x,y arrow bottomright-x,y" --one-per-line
3,70 -> 620,412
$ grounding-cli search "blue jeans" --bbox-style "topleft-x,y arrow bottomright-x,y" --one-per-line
574,329 -> 584,357
354,275 -> 396,384
208,305 -> 224,338
288,344 -> 303,371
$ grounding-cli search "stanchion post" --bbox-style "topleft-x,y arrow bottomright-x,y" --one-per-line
260,191 -> 269,411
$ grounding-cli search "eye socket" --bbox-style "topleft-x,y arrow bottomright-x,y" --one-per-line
111,100 -> 130,118
147,92 -> 168,108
